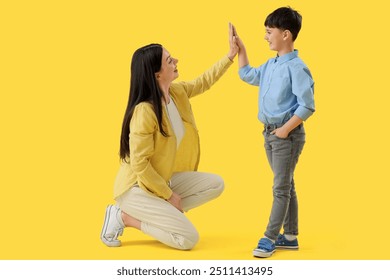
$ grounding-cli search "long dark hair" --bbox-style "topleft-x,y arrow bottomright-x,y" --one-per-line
119,43 -> 168,161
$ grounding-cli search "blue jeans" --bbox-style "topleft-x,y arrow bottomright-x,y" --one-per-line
263,124 -> 305,241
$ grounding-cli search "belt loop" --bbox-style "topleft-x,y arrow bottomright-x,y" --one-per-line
265,124 -> 276,133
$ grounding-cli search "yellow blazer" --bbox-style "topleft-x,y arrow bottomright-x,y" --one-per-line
113,56 -> 233,200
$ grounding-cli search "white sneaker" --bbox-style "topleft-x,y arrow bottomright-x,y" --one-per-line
100,205 -> 124,247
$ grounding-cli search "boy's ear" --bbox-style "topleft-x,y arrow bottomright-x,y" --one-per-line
283,30 -> 291,40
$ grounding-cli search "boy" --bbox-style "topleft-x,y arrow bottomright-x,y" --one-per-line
233,7 -> 315,257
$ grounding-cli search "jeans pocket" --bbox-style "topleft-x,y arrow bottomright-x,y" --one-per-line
272,133 -> 289,140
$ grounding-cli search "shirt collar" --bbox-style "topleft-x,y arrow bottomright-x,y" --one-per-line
275,49 -> 298,64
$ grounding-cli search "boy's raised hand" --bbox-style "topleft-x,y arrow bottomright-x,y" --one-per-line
230,23 -> 249,67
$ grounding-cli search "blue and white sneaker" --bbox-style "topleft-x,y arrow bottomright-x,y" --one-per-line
275,234 -> 299,249
253,238 -> 275,258
100,205 -> 125,247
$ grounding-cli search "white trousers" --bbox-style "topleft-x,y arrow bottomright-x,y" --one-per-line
116,171 -> 224,250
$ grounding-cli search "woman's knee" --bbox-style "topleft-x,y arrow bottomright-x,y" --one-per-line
173,229 -> 199,250
210,174 -> 224,197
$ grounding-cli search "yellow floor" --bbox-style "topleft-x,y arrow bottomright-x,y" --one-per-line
2,0 -> 390,263
3,199 -> 388,260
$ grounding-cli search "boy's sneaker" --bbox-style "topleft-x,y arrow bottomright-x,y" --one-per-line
253,238 -> 275,258
100,205 -> 124,247
275,234 -> 299,249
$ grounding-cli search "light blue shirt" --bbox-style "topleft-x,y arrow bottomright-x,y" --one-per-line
239,50 -> 315,125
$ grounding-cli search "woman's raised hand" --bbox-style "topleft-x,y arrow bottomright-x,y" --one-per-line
227,22 -> 239,60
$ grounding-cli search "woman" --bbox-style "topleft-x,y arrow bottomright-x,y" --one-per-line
100,24 -> 238,250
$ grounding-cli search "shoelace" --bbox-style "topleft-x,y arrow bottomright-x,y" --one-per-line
107,208 -> 124,241
111,226 -> 123,241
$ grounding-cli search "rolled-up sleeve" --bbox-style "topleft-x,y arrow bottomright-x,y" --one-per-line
291,66 -> 315,121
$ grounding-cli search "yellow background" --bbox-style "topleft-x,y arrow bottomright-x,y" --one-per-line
1,0 -> 389,260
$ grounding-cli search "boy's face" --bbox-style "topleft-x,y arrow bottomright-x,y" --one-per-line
264,27 -> 287,52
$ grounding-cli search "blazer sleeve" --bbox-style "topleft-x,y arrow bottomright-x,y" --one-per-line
173,56 -> 233,99
129,104 -> 173,199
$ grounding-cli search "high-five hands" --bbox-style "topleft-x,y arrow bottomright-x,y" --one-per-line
230,23 -> 245,51
229,23 -> 249,67
228,22 -> 239,60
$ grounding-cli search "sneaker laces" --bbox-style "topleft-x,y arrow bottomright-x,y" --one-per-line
105,208 -> 124,241
112,226 -> 124,241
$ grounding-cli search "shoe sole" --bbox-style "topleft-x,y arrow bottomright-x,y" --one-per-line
100,205 -> 121,247
275,245 -> 299,250
253,248 -> 275,258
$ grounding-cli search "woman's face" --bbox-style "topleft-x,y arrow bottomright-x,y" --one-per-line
156,48 -> 179,83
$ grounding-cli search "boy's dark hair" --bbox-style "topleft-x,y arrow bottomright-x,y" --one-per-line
264,7 -> 302,41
